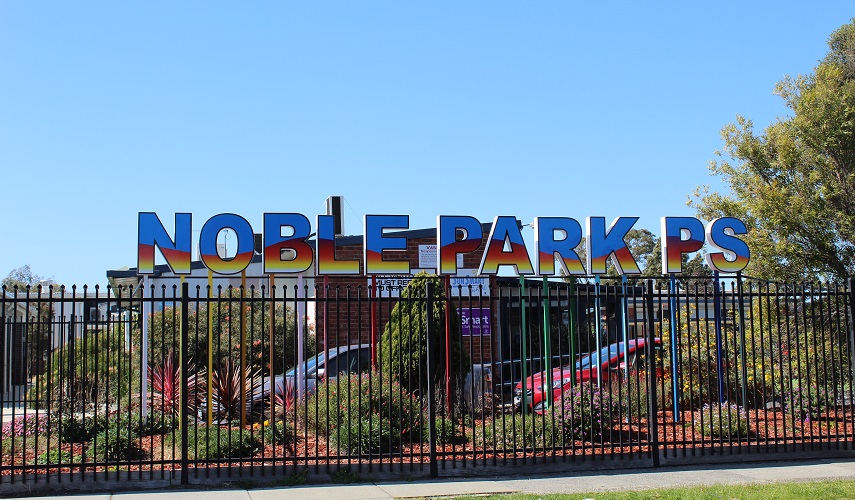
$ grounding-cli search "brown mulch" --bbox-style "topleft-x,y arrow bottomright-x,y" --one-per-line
3,407 -> 853,477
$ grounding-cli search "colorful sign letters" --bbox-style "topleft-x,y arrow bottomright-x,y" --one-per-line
138,213 -> 750,276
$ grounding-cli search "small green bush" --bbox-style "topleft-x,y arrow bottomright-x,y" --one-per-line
696,402 -> 750,440
261,419 -> 294,446
332,413 -> 392,455
786,384 -> 831,422
85,426 -> 145,462
186,426 -> 260,460
35,449 -> 77,465
105,410 -> 177,437
476,413 -> 561,450
307,370 -> 424,455
434,416 -> 465,445
57,414 -> 105,443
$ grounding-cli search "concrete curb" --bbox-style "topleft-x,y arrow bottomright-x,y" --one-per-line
3,458 -> 855,499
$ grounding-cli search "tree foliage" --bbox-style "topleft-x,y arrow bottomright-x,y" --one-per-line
691,20 -> 855,281
378,272 -> 470,393
2,265 -> 53,290
563,229 -> 709,279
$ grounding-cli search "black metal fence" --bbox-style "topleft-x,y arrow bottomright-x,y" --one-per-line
2,275 -> 854,489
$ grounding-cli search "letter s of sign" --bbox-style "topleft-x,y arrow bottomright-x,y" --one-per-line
705,218 -> 750,273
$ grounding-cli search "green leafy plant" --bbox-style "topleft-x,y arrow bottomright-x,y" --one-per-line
261,419 -> 293,446
185,426 -> 260,460
34,449 -> 77,465
434,416 -> 465,445
378,272 -> 470,394
57,414 -> 104,443
786,384 -> 831,422
482,412 -> 561,450
696,402 -> 750,440
85,425 -> 145,463
307,370 -> 423,455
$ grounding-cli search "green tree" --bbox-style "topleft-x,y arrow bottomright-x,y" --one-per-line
691,20 -> 855,281
2,265 -> 53,290
561,229 -> 709,280
378,272 -> 471,394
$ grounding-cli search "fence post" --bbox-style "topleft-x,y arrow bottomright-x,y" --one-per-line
180,281 -> 190,485
425,280 -> 439,478
645,279 -> 660,467
847,278 -> 855,426
736,274 -> 749,409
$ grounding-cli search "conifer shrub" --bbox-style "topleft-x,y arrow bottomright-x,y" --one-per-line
377,272 -> 471,394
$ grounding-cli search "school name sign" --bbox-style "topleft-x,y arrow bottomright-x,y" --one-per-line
137,213 -> 750,277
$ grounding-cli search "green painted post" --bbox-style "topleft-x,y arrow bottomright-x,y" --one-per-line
543,276 -> 553,409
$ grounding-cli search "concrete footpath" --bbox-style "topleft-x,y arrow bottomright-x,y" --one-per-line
13,458 -> 855,499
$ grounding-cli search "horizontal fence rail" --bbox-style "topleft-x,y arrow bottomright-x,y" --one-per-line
1,275 -> 854,489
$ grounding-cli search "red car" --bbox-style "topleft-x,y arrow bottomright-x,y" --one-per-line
513,338 -> 660,413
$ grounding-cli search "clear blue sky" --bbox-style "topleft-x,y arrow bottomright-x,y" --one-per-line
2,3 -> 852,287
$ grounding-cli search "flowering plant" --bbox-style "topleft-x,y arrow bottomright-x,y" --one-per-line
557,382 -> 618,442
1,414 -> 50,439
696,401 -> 749,439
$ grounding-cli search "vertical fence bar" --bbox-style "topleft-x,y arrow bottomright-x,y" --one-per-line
425,280 -> 438,478
645,279 -> 660,467
519,277 -> 528,417
668,275 -> 680,422
594,276 -> 602,388
180,281 -> 189,485
713,271 -> 725,404
848,278 -> 855,446
542,276 -> 552,409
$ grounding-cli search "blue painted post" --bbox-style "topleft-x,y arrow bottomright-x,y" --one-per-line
542,276 -> 553,409
595,276 -> 602,388
714,271 -> 725,404
669,275 -> 680,423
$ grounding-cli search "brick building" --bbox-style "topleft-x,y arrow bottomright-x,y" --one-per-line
314,223 -> 496,364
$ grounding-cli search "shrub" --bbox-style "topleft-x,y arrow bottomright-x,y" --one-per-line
57,414 -> 104,443
186,426 -> 260,460
434,417 -> 465,445
27,329 -> 138,411
378,272 -> 470,394
261,419 -> 293,446
786,384 -> 831,422
696,402 -> 750,440
106,411 -> 176,437
558,382 -> 619,442
35,449 -> 77,465
307,370 -> 423,455
476,413 -> 560,450
333,413 -> 392,455
85,426 -> 145,462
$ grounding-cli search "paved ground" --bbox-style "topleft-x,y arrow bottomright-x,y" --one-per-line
8,457 -> 855,499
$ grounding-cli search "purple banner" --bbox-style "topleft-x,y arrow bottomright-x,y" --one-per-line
458,307 -> 491,336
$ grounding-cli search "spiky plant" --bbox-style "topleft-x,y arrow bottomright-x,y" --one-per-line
148,351 -> 206,415
209,358 -> 262,422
